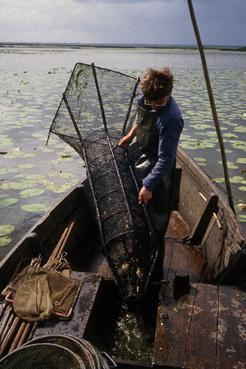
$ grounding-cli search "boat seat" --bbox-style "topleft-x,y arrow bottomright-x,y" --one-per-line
33,272 -> 103,339
184,192 -> 219,245
164,211 -> 209,285
163,239 -> 208,285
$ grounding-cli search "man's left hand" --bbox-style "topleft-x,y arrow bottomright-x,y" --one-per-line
138,186 -> 152,205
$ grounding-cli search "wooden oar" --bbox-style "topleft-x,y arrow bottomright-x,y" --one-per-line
50,219 -> 75,260
0,316 -> 21,357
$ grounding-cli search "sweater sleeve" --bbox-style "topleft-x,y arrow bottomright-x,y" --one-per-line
143,117 -> 183,190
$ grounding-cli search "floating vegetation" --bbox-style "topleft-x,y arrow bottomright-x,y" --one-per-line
0,224 -> 15,247
230,176 -> 246,184
236,158 -> 246,164
20,188 -> 44,198
17,163 -> 34,169
190,123 -> 212,130
45,182 -> 71,193
239,215 -> 246,222
234,126 -> 246,133
21,203 -> 49,213
0,182 -> 31,190
218,161 -> 239,170
213,177 -> 225,184
231,141 -> 246,151
0,198 -> 19,206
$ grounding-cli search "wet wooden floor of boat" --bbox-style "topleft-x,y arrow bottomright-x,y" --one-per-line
155,283 -> 246,369
155,212 -> 246,369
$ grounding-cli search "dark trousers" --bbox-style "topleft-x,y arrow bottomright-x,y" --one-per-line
129,144 -> 176,279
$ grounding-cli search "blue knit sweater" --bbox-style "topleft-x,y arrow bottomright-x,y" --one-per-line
138,95 -> 184,190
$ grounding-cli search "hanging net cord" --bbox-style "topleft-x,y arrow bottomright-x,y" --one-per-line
49,63 -> 159,301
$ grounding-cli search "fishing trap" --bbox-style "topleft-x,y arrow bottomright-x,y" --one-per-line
48,63 -> 160,301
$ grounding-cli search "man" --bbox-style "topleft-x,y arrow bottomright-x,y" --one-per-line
119,67 -> 184,278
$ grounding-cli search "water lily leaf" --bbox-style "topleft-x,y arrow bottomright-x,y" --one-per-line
18,164 -> 34,169
239,186 -> 246,192
0,168 -> 22,175
0,182 -> 31,190
190,123 -> 212,130
234,126 -> 246,133
0,224 -> 15,236
0,198 -> 18,206
5,150 -> 36,159
239,215 -> 246,222
213,178 -> 225,183
194,157 -> 207,162
230,176 -> 246,184
58,172 -> 75,179
236,158 -> 246,164
218,161 -> 238,170
223,133 -> 238,138
0,235 -> 12,247
20,188 -> 44,198
46,182 -> 71,193
21,203 -> 49,212
231,141 -> 246,151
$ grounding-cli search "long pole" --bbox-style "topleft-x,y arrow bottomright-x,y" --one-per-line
187,0 -> 235,213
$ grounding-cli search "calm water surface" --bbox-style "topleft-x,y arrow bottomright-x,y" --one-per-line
0,46 -> 245,255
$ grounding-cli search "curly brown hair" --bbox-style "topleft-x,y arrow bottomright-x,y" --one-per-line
141,67 -> 173,101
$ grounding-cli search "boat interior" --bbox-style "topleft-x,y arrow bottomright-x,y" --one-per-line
0,147 -> 245,368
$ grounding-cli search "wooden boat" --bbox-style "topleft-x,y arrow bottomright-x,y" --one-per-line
0,146 -> 245,369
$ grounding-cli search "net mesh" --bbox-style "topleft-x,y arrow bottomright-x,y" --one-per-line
0,343 -> 85,369
49,63 -> 159,301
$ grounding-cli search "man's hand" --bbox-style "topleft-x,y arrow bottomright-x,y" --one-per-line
118,135 -> 132,150
138,186 -> 152,205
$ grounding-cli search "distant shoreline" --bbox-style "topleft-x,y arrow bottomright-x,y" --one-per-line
0,42 -> 245,52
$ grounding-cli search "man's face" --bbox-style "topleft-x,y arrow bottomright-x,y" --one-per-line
144,95 -> 168,110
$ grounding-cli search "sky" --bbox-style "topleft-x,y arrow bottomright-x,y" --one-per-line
0,0 -> 245,46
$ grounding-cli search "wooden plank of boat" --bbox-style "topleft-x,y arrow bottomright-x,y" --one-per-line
154,283 -> 246,369
176,146 -> 246,285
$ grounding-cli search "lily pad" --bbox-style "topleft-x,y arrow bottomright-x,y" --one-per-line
194,157 -> 207,162
230,176 -> 246,184
18,164 -> 34,169
213,178 -> 225,183
20,188 -> 44,198
0,198 -> 19,206
239,186 -> 246,192
239,215 -> 246,222
21,203 -> 49,212
0,224 -> 15,236
218,161 -> 238,170
234,126 -> 246,133
46,182 -> 71,193
236,158 -> 246,164
0,235 -> 12,247
0,182 -> 31,190
25,174 -> 45,181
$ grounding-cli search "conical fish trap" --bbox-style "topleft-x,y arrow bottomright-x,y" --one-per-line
48,63 -> 159,301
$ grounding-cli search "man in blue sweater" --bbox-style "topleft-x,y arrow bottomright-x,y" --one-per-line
119,67 -> 183,278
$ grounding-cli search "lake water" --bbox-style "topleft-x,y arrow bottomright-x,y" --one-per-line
0,46 -> 245,255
